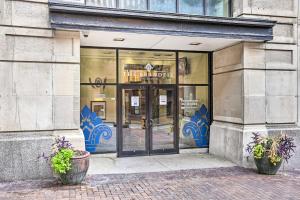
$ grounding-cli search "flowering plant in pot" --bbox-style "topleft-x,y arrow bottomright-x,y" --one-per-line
246,133 -> 296,175
40,136 -> 90,184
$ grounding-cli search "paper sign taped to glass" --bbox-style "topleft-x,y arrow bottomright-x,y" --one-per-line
159,95 -> 167,105
131,96 -> 140,107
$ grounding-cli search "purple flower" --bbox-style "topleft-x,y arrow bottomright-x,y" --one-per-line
246,132 -> 296,163
277,135 -> 296,163
39,136 -> 73,163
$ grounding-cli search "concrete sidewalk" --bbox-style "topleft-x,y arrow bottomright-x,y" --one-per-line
88,149 -> 236,175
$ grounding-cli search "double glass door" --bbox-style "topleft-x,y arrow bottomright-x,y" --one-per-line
118,85 -> 178,156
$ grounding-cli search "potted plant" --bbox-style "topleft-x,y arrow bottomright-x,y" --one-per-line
246,132 -> 296,175
40,136 -> 90,184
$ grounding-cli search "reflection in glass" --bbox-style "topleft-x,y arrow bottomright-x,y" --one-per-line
119,50 -> 176,84
122,88 -> 147,151
150,0 -> 176,13
178,52 -> 208,84
119,0 -> 147,10
179,0 -> 204,15
86,0 -> 116,8
206,0 -> 229,17
85,0 -> 230,17
81,48 -> 116,83
151,88 -> 175,150
179,86 -> 209,148
80,85 -> 117,153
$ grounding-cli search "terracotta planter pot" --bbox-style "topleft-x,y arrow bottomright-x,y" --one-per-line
59,151 -> 90,185
254,155 -> 282,175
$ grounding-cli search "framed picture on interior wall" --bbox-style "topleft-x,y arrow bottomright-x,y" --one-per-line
179,57 -> 190,75
91,101 -> 106,120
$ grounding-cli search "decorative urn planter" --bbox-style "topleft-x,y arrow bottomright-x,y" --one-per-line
59,151 -> 90,185
254,155 -> 282,175
246,133 -> 296,176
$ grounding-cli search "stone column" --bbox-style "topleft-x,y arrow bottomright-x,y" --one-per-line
0,0 -> 84,181
210,0 -> 300,169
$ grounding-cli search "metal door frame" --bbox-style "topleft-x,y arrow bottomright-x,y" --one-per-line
149,84 -> 178,155
117,84 -> 178,157
117,84 -> 149,157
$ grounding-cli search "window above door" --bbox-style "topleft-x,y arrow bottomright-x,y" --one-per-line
119,50 -> 176,84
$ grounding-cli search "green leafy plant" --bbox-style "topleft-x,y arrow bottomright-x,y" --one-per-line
253,144 -> 264,159
51,148 -> 74,174
246,133 -> 296,166
39,137 -> 90,185
40,136 -> 75,174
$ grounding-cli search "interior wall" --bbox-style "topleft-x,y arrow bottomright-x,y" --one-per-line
81,57 -> 116,83
178,53 -> 208,84
80,86 -> 117,122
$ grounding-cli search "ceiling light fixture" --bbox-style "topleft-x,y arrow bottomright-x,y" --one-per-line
189,42 -> 202,46
82,30 -> 89,38
113,38 -> 125,42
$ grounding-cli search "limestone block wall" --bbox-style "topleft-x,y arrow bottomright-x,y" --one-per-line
211,42 -> 268,167
0,0 -> 83,181
210,0 -> 300,169
298,0 -> 300,130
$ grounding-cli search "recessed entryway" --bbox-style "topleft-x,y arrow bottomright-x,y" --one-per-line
80,45 -> 212,157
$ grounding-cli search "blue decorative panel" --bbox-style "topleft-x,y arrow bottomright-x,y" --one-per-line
80,105 -> 112,153
182,104 -> 210,147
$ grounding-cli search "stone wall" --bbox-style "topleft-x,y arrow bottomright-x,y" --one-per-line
0,0 -> 84,181
1,0 -> 300,181
210,0 -> 300,170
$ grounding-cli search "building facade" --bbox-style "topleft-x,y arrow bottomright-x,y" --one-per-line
0,0 -> 299,181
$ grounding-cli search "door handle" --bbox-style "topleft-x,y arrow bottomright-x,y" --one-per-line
149,119 -> 153,127
141,117 -> 146,129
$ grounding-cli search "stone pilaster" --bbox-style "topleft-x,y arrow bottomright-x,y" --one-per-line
0,0 -> 83,181
210,0 -> 300,170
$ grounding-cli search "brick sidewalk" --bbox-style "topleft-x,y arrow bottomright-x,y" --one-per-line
0,167 -> 300,200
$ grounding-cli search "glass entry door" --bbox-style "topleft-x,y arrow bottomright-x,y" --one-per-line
118,85 -> 178,156
119,85 -> 148,156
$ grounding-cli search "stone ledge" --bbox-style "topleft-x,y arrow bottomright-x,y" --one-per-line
0,129 -> 84,181
210,122 -> 300,170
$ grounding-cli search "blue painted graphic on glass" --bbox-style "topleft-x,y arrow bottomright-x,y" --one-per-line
80,105 -> 112,153
182,104 -> 210,147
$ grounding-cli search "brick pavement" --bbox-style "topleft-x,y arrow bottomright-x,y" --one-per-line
0,167 -> 300,200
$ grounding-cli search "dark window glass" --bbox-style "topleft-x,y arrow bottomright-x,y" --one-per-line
150,0 -> 176,13
119,0 -> 147,10
86,0 -> 116,8
179,0 -> 204,15
206,0 -> 229,17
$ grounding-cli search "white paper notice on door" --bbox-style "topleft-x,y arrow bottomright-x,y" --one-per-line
159,95 -> 167,105
131,96 -> 140,107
